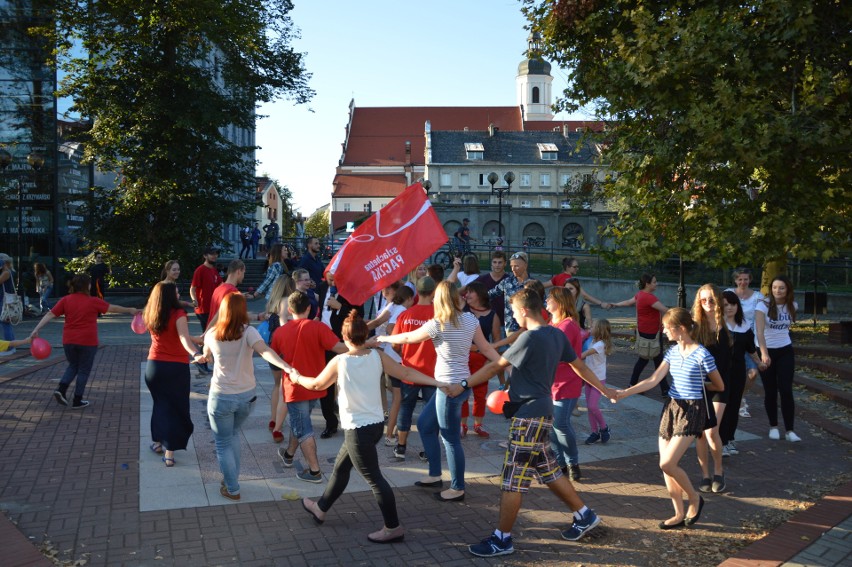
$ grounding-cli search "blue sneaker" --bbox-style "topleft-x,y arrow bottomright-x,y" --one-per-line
584,431 -> 601,445
469,534 -> 514,557
600,426 -> 611,444
561,508 -> 601,541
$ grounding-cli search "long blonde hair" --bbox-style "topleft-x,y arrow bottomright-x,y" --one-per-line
691,283 -> 728,347
433,280 -> 461,331
266,274 -> 295,315
590,319 -> 614,356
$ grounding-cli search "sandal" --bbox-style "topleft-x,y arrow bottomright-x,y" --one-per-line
162,456 -> 176,467
150,442 -> 164,455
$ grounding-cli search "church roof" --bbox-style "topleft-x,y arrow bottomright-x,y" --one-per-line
332,174 -> 408,197
341,106 -> 523,167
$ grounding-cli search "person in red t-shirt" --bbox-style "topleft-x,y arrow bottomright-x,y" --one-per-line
386,276 -> 438,461
189,247 -> 222,331
271,291 -> 346,483
143,282 -> 204,466
30,273 -> 140,409
205,259 -> 267,331
545,257 -> 609,308
610,273 -> 670,396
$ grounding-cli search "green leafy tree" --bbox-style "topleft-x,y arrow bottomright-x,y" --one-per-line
524,0 -> 851,285
35,0 -> 312,285
303,208 -> 329,240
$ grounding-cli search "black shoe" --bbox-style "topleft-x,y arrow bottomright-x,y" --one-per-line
414,479 -> 443,488
320,428 -> 337,439
71,399 -> 90,409
418,451 -> 428,462
53,390 -> 68,407
659,519 -> 685,530
568,464 -> 582,481
698,477 -> 712,493
684,496 -> 704,526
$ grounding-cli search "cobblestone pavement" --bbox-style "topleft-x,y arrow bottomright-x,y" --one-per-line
1,311 -> 850,566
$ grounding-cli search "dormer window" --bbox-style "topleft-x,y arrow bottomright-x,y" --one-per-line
538,143 -> 558,160
465,143 -> 484,160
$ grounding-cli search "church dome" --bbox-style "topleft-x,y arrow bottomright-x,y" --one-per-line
518,57 -> 551,76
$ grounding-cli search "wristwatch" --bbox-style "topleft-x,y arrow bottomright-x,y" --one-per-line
460,379 -> 469,390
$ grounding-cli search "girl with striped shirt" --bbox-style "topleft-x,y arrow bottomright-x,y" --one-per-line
616,308 -> 723,530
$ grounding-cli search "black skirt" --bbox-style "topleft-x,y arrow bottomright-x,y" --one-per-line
658,398 -> 707,440
145,360 -> 194,451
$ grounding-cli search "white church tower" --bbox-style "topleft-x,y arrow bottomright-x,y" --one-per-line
516,32 -> 554,122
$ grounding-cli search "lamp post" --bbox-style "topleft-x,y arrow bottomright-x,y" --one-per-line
422,179 -> 431,195
488,171 -> 514,243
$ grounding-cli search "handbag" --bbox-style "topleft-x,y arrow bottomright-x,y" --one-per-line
635,331 -> 661,360
2,279 -> 23,325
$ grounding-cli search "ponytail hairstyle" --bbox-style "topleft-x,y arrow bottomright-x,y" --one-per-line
342,310 -> 369,346
637,273 -> 655,290
662,307 -> 696,338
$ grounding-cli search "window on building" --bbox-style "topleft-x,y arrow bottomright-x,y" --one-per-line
532,86 -> 540,104
459,173 -> 470,187
363,203 -> 371,212
561,174 -> 571,187
520,173 -> 531,187
479,198 -> 490,205
464,143 -> 484,160
343,203 -> 351,212
540,173 -> 551,187
460,198 -> 471,204
440,172 -> 452,187
441,197 -> 452,204
520,200 -> 532,208
540,199 -> 551,208
561,200 -> 571,209
479,173 -> 488,186
538,143 -> 558,161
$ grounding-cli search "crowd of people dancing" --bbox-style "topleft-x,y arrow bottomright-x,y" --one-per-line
5,243 -> 804,557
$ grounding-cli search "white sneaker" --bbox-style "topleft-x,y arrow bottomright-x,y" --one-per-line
722,445 -> 731,458
727,441 -> 739,455
768,427 -> 780,440
785,431 -> 802,442
739,405 -> 751,418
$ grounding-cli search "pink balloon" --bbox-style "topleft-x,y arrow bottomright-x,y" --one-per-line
131,312 -> 147,334
486,389 -> 510,415
31,337 -> 52,360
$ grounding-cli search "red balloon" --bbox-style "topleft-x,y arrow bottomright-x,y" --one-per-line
130,312 -> 147,334
31,337 -> 52,360
486,388 -> 510,415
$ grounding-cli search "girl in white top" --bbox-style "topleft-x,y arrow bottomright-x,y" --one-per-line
754,275 -> 800,442
293,311 -> 442,544
201,293 -> 292,500
581,319 -> 613,444
725,267 -> 765,416
377,281 -> 501,501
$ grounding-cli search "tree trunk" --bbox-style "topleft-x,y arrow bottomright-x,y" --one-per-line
761,257 -> 787,295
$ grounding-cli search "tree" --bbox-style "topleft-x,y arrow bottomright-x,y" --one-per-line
303,208 -> 329,240
523,0 -> 851,282
34,0 -> 312,285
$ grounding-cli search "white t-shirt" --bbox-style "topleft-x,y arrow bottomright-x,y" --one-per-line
422,312 -> 478,383
336,350 -> 385,429
755,301 -> 796,349
375,303 -> 406,362
457,272 -> 480,287
205,325 -> 262,395
584,340 -> 607,382
725,288 -> 765,330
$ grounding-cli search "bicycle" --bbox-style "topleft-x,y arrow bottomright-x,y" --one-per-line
431,241 -> 477,269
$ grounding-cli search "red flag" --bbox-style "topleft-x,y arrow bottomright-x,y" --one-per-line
325,182 -> 447,305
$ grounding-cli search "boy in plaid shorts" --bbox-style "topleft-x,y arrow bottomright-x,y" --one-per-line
445,288 -> 614,557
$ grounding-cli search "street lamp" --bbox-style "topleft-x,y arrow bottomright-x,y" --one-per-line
422,180 -> 432,195
488,171 -> 514,242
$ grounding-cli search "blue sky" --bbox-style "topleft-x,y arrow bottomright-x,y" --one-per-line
255,0 -> 587,215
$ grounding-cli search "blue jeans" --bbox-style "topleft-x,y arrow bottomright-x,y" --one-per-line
39,285 -> 53,311
398,383 -> 436,432
287,398 -> 319,442
208,389 -> 256,495
1,320 -> 14,343
59,344 -> 99,398
418,388 -> 470,491
551,397 -> 579,468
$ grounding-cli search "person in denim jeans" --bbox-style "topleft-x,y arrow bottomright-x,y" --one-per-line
201,293 -> 293,500
30,273 -> 140,408
377,281 -> 501,502
295,312 -> 443,543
